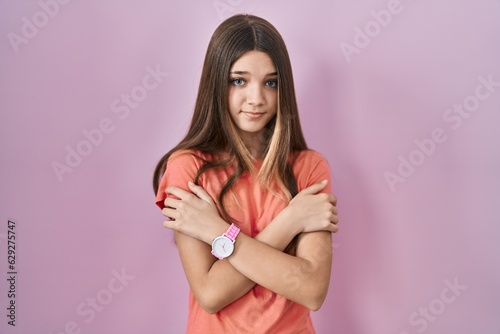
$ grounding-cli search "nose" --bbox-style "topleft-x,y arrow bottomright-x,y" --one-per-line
246,83 -> 264,106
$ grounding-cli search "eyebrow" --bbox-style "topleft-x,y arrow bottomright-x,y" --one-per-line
230,71 -> 278,77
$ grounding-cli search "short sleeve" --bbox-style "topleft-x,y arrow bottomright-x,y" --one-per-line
155,150 -> 202,209
294,150 -> 333,194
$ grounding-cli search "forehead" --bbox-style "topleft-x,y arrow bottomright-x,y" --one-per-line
230,51 -> 276,73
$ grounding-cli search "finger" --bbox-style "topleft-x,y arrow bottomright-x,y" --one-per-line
330,224 -> 339,233
163,219 -> 179,230
165,186 -> 192,200
162,207 -> 178,220
164,197 -> 180,209
329,194 -> 337,206
188,181 -> 215,204
298,180 -> 328,196
323,219 -> 339,233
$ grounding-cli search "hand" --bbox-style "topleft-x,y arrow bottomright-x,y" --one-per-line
162,181 -> 227,244
283,180 -> 339,234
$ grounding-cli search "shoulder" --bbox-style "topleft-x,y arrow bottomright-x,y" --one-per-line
292,149 -> 330,169
161,149 -> 210,185
291,149 -> 332,191
167,149 -> 212,167
156,149 -> 211,208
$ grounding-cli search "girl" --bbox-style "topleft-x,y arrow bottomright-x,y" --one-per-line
153,14 -> 339,333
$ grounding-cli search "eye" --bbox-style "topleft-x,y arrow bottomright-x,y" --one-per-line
231,78 -> 245,86
265,80 -> 278,88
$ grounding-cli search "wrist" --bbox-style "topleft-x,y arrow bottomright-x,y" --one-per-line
211,223 -> 241,260
205,217 -> 230,245
276,207 -> 301,236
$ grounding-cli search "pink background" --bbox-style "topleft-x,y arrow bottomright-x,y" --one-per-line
1,1 -> 499,333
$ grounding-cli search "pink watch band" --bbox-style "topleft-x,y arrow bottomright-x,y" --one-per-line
224,224 -> 240,242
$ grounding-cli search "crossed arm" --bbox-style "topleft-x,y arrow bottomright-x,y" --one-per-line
162,180 -> 339,314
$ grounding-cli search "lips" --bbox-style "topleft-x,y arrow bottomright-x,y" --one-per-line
242,111 -> 266,119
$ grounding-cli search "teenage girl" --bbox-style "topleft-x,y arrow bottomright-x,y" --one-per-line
153,14 -> 339,333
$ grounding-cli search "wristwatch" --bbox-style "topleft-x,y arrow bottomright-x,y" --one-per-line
211,224 -> 240,259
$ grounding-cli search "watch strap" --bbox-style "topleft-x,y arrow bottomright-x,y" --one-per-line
224,223 -> 240,242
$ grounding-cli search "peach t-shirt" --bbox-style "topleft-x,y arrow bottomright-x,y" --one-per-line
156,149 -> 332,334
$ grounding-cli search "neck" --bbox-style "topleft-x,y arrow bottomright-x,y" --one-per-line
239,130 -> 266,160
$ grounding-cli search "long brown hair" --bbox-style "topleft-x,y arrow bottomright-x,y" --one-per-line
153,14 -> 308,225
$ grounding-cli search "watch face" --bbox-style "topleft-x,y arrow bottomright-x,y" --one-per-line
212,236 -> 234,259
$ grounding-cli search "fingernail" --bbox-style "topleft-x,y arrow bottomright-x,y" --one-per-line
188,181 -> 194,186
322,179 -> 328,184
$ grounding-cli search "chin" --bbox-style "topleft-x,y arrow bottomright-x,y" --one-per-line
236,124 -> 268,135
239,127 -> 265,134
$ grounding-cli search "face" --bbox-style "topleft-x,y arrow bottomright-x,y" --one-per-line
228,51 -> 278,140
